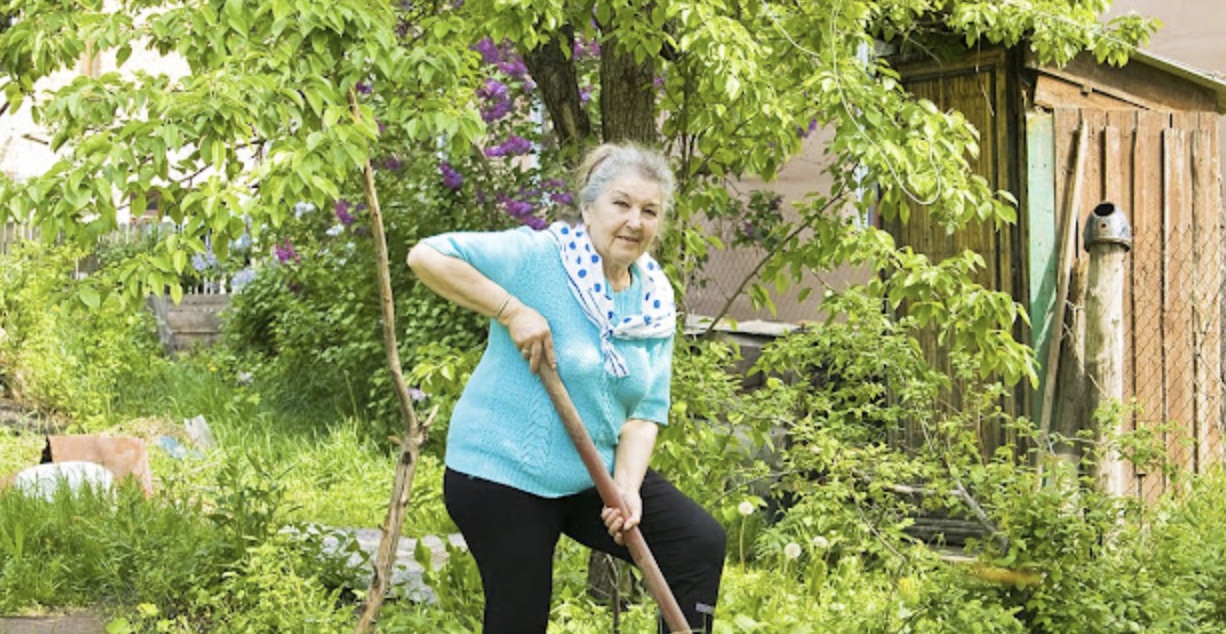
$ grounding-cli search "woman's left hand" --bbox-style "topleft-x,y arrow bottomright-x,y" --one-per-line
600,486 -> 642,546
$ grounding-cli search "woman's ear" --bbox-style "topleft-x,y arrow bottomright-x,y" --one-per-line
580,204 -> 591,225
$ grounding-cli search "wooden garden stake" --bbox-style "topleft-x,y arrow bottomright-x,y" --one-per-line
538,365 -> 691,634
348,89 -> 432,634
1040,119 -> 1088,466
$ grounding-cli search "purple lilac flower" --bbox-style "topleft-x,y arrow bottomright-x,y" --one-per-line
484,135 -> 532,158
472,37 -> 502,65
481,98 -> 513,123
478,78 -> 509,101
335,199 -> 356,226
524,216 -> 547,230
496,57 -> 528,80
408,386 -> 426,402
231,267 -> 256,292
579,85 -> 593,105
741,221 -> 758,242
379,156 -> 405,172
274,239 -> 299,263
503,198 -> 534,217
356,82 -> 373,95
550,192 -> 574,206
439,162 -> 463,190
191,250 -> 218,272
798,118 -> 818,139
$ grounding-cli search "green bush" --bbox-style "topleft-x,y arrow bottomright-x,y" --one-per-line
0,242 -> 161,428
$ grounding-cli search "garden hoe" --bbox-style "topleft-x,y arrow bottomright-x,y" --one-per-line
538,365 -> 692,634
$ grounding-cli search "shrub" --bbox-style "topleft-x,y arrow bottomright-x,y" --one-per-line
0,242 -> 161,428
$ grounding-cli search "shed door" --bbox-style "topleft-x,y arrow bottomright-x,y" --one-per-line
891,51 -> 1021,456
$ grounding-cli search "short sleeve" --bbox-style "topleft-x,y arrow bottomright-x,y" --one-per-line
630,334 -> 675,425
418,226 -> 542,288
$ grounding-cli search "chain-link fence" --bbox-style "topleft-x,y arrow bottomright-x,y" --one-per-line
1127,221 -> 1225,501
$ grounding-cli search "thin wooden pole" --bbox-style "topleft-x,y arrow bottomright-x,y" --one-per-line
350,88 -> 429,634
1084,203 -> 1130,495
538,365 -> 692,634
1040,120 -> 1089,457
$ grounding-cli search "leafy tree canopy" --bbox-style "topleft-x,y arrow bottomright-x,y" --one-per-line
0,0 -> 1155,385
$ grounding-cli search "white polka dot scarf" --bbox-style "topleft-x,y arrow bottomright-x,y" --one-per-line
547,221 -> 676,377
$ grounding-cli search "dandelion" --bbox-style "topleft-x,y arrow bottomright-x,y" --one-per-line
811,535 -> 829,550
784,542 -> 802,560
737,501 -> 755,517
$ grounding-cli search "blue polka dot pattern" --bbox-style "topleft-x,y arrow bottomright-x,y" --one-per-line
545,221 -> 676,378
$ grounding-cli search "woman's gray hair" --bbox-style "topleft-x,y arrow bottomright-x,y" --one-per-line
573,143 -> 676,219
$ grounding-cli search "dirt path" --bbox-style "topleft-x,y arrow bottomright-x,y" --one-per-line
0,613 -> 106,634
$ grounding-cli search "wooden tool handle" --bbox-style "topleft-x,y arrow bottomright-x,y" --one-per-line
538,365 -> 691,633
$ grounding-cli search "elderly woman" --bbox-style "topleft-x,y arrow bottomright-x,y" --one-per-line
407,143 -> 726,633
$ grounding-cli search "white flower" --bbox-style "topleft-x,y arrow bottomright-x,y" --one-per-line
784,542 -> 802,560
811,535 -> 830,550
325,224 -> 345,237
293,201 -> 316,218
737,501 -> 755,517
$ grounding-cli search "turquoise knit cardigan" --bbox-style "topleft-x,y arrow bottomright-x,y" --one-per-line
420,226 -> 674,497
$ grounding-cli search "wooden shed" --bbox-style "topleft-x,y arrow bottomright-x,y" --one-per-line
888,45 -> 1226,500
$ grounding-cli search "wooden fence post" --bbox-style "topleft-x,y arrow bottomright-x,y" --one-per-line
1083,202 -> 1133,495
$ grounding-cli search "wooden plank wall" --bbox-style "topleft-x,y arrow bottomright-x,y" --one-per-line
893,53 -> 1017,457
1051,108 -> 1224,501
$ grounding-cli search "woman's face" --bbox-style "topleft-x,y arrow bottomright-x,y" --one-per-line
582,171 -> 663,281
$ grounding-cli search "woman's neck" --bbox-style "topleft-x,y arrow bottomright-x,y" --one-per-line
605,264 -> 632,292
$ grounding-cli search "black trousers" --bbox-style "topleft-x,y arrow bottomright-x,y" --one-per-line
444,468 -> 726,633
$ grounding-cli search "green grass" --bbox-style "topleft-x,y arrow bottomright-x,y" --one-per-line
102,353 -> 455,536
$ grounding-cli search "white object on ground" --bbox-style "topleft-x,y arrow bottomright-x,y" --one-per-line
12,461 -> 115,501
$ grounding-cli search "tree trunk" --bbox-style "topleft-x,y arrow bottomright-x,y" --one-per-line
520,26 -> 594,159
599,34 -> 657,144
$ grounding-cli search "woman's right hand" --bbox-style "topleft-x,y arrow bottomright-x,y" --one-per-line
499,298 -> 556,374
